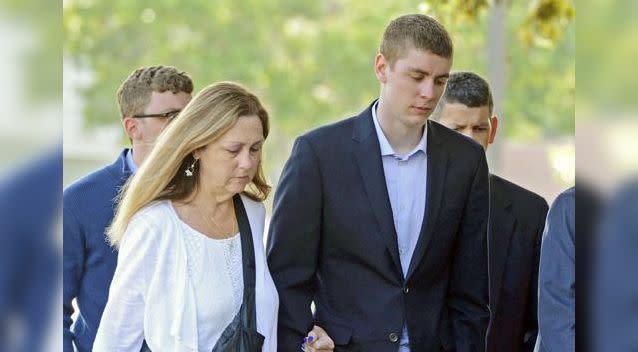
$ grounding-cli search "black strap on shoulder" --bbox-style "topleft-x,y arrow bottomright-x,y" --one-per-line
233,194 -> 258,330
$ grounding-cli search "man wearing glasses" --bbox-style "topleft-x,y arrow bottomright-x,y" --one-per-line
63,66 -> 193,352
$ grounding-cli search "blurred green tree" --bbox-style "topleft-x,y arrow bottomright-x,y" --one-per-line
2,0 -> 61,103
63,0 -> 574,176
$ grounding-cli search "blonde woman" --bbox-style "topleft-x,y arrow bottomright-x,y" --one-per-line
93,82 -> 333,351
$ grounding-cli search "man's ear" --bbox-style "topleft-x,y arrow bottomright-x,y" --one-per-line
374,53 -> 389,84
123,117 -> 141,141
488,115 -> 498,144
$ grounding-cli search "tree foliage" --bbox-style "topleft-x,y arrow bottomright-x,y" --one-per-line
63,0 -> 574,168
1,0 -> 61,103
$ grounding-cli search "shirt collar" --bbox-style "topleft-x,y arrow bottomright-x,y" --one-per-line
371,100 -> 428,159
125,148 -> 139,174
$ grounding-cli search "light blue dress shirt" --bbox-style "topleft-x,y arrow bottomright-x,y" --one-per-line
372,102 -> 428,351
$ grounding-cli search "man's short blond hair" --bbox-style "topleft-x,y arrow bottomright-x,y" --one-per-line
380,14 -> 453,68
116,65 -> 193,118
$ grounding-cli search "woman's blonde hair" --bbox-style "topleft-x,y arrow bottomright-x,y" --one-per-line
107,81 -> 270,247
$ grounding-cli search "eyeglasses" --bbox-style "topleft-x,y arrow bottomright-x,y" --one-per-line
132,109 -> 181,120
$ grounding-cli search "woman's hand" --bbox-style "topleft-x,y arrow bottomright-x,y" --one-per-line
302,325 -> 335,351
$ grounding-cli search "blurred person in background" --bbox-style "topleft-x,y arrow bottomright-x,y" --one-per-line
433,71 -> 549,352
575,182 -> 601,352
93,82 -> 333,351
267,14 -> 489,352
63,65 -> 194,352
534,187 -> 575,352
0,148 -> 61,352
592,181 -> 638,352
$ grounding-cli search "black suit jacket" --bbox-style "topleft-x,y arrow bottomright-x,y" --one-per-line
485,175 -> 548,352
267,102 -> 490,352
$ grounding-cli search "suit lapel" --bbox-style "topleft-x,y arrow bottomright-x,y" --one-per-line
406,121 -> 448,280
352,105 -> 402,274
488,175 -> 516,313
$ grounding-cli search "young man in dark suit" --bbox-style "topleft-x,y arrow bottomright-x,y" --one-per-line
63,66 -> 193,352
433,71 -> 549,352
268,15 -> 489,352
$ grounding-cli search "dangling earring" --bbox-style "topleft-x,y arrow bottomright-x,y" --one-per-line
185,158 -> 198,177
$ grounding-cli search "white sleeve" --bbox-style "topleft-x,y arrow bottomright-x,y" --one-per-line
93,214 -> 159,352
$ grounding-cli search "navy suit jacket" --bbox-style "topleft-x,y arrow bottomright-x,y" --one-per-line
63,149 -> 132,352
485,175 -> 548,352
267,102 -> 490,352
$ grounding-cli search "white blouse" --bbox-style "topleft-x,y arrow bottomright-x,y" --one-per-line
182,222 -> 243,350
93,195 -> 279,352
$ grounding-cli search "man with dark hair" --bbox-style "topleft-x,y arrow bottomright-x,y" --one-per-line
433,71 -> 549,352
63,65 -> 193,352
268,15 -> 489,352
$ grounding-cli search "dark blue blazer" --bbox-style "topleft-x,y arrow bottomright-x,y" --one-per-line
267,102 -> 490,352
485,174 -> 548,352
63,149 -> 132,352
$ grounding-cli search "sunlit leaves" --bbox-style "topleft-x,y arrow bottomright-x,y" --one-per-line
520,0 -> 574,48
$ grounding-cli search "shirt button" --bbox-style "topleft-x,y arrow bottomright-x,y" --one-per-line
389,332 -> 399,343
403,286 -> 410,293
